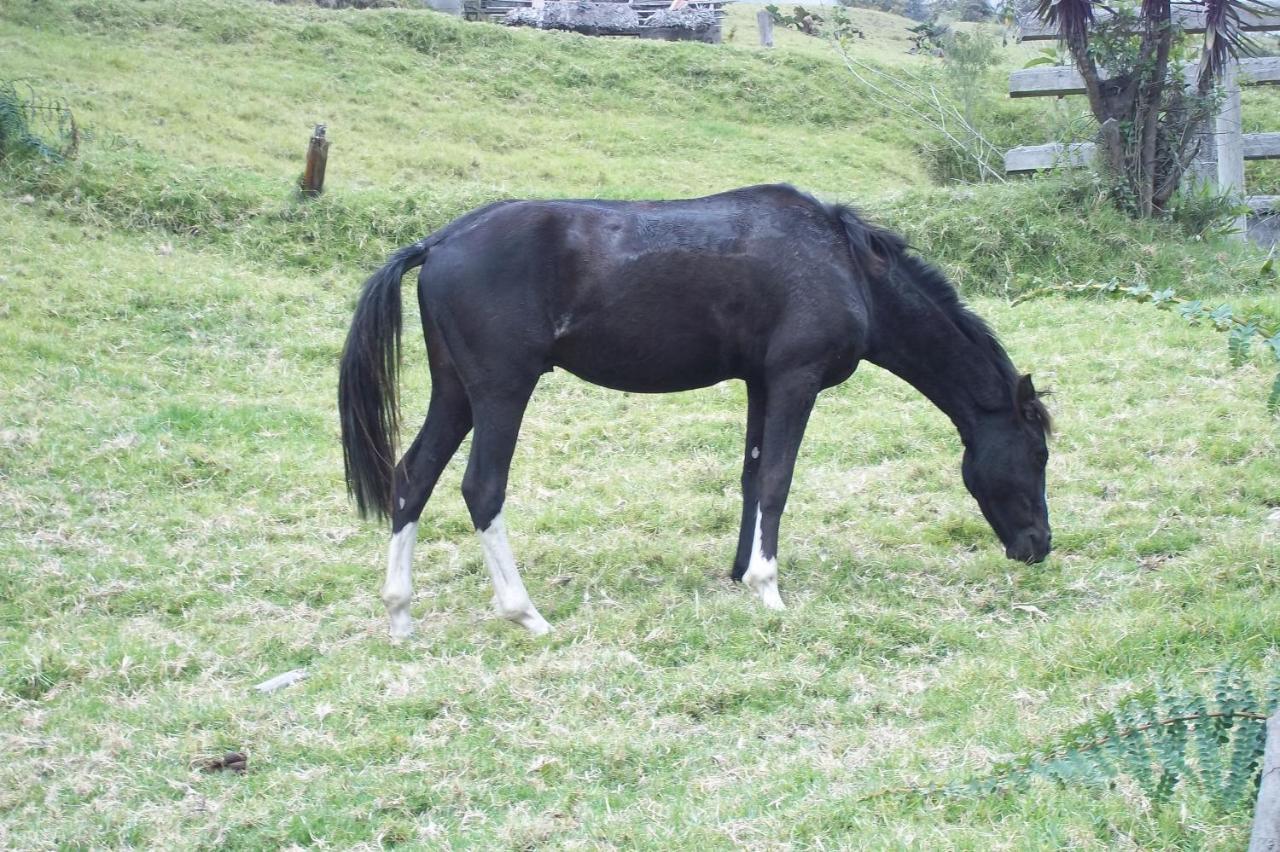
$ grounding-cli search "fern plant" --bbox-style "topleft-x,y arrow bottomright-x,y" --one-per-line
1014,276 -> 1280,414
867,667 -> 1277,809
0,80 -> 77,163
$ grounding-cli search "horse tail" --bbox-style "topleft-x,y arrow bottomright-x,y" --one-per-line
338,240 -> 431,520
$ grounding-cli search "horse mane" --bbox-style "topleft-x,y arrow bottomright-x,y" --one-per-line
824,199 -> 1053,434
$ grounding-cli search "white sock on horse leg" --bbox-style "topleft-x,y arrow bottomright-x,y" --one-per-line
744,505 -> 785,611
478,512 -> 551,635
383,522 -> 418,639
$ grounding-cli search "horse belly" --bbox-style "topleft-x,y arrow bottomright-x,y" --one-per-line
549,314 -> 738,393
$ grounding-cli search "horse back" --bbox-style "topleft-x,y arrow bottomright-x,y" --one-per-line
419,186 -> 871,392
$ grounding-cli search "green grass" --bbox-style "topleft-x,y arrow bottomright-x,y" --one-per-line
0,0 -> 928,197
3,0 -> 1268,287
3,199 -> 1278,849
2,0 -> 1279,847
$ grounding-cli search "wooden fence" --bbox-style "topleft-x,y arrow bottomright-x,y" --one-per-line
1003,10 -> 1280,243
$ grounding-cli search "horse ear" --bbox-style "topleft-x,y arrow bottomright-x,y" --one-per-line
1016,373 -> 1037,404
1016,373 -> 1052,435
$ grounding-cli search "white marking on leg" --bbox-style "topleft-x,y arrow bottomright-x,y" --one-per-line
478,511 -> 551,635
743,505 -> 785,611
751,446 -> 760,459
399,497 -> 405,510
383,522 -> 417,639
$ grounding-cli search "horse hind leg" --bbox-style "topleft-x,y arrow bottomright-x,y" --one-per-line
460,385 -> 550,635
382,351 -> 472,639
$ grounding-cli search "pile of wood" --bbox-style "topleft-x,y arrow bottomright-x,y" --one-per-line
502,0 -> 721,41
505,1 -> 639,34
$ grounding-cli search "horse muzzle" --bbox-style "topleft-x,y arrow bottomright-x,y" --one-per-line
1006,530 -> 1051,564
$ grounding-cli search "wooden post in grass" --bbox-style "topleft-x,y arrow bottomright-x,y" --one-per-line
1248,710 -> 1280,852
757,9 -> 773,47
1214,59 -> 1247,239
300,124 -> 329,197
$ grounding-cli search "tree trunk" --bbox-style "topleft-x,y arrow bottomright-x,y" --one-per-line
1136,18 -> 1172,215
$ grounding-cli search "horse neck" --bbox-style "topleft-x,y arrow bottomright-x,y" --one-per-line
862,272 -> 1012,444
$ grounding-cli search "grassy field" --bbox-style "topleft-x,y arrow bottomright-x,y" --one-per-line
3,0 -> 1280,848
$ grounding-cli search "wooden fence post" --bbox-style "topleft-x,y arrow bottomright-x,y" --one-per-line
757,9 -> 773,47
1214,58 -> 1247,239
300,124 -> 330,198
1248,710 -> 1280,852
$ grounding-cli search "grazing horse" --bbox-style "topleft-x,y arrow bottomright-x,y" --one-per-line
339,184 -> 1052,638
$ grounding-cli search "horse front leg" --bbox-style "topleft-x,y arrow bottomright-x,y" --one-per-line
743,373 -> 818,611
731,381 -> 766,582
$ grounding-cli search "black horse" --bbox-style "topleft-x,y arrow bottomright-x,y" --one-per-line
339,184 -> 1051,638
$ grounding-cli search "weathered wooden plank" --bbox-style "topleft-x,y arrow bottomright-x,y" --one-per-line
1216,61 -> 1246,238
1009,65 -> 1088,97
1010,56 -> 1280,98
1018,5 -> 1280,40
1005,139 -> 1279,172
1243,131 -> 1280,159
1247,195 -> 1279,212
1240,55 -> 1280,84
1005,133 -> 1280,172
1248,712 -> 1280,852
1004,142 -> 1097,173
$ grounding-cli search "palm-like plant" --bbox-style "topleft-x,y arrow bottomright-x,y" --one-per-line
1036,0 -> 1265,215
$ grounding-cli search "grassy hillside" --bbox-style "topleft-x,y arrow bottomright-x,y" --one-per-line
2,0 -> 1279,848
3,195 -> 1278,850
3,0 -> 1272,289
0,0 -> 928,197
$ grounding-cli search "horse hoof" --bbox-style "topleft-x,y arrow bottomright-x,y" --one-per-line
494,600 -> 552,635
503,610 -> 552,635
388,611 -> 415,640
758,591 -> 786,611
517,613 -> 553,636
748,577 -> 785,611
745,576 -> 785,611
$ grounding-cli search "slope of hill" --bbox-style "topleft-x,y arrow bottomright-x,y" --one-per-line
4,0 -> 1271,289
1,0 -> 931,198
2,2 -> 1278,848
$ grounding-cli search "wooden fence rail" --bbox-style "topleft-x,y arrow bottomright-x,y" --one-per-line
1006,135 -> 1280,173
1016,6 -> 1280,40
1008,56 -> 1280,98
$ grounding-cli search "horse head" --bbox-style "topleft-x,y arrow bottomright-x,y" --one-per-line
961,374 -> 1053,564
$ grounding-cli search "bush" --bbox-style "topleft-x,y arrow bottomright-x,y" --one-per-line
871,177 -> 1272,298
